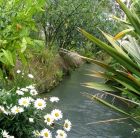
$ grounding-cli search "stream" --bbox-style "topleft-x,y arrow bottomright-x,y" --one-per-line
45,64 -> 139,138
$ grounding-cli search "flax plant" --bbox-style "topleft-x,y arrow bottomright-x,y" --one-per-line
79,0 -> 140,125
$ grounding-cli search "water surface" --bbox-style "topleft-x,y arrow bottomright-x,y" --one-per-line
46,64 -> 139,138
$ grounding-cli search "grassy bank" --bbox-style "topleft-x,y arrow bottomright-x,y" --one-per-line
26,48 -> 84,93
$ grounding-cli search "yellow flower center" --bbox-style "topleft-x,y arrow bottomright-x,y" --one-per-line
55,113 -> 59,117
15,109 -> 19,113
65,123 -> 68,128
60,133 -> 63,136
23,101 -> 27,105
38,102 -> 43,106
44,132 -> 48,137
47,118 -> 51,122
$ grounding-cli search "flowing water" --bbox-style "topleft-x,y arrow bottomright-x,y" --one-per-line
45,64 -> 139,138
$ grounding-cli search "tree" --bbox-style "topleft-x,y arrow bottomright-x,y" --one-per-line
38,0 -> 119,52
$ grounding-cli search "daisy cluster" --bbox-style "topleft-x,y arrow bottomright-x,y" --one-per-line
0,70 -> 72,138
16,69 -> 34,79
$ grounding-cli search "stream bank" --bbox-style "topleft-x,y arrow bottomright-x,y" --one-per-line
29,50 -> 84,93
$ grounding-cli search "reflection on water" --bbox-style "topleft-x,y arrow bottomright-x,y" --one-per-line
45,64 -> 139,138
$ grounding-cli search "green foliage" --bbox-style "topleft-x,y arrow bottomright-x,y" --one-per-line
0,0 -> 45,79
131,0 -> 140,17
79,0 -> 140,125
39,0 -> 119,53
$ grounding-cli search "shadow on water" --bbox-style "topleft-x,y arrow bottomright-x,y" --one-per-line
44,64 -> 140,138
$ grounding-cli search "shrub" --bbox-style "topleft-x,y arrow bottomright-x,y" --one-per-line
0,0 -> 45,79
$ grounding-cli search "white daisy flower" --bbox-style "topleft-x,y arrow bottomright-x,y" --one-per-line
28,97 -> 35,102
1,130 -> 9,138
28,74 -> 34,79
34,99 -> 46,110
20,88 -> 28,92
26,85 -> 35,90
0,106 -> 9,115
30,89 -> 38,96
16,70 -> 21,74
51,109 -> 63,121
44,114 -> 54,126
63,119 -> 72,132
0,105 -> 5,111
40,128 -> 52,138
11,106 -> 24,114
18,97 -> 31,107
33,130 -> 40,137
16,90 -> 24,95
44,97 -> 48,101
56,130 -> 67,138
29,118 -> 34,123
50,97 -> 59,103
132,128 -> 137,133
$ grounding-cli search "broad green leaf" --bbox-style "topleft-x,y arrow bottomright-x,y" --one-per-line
122,36 -> 140,65
0,69 -> 3,79
85,71 -> 107,78
112,15 -> 131,25
116,0 -> 140,36
0,53 -> 4,58
0,40 -> 7,45
96,90 -> 140,106
2,50 -> 14,66
21,38 -> 27,53
79,55 -> 140,90
84,92 -> 130,116
115,79 -> 140,95
101,30 -> 129,58
78,28 -> 140,78
82,82 -> 117,91
18,52 -> 27,66
84,93 -> 140,125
